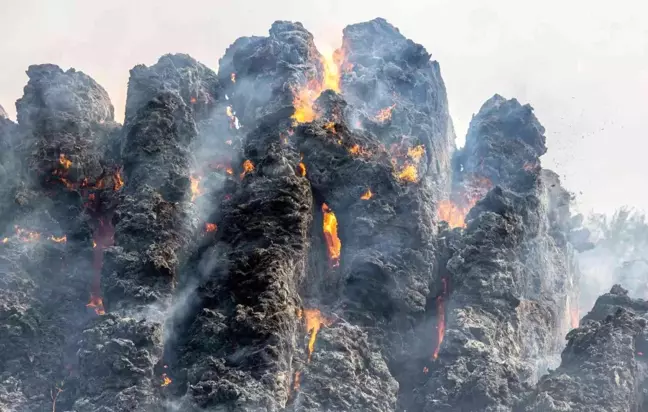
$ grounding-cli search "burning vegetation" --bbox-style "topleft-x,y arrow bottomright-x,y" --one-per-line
303,308 -> 333,362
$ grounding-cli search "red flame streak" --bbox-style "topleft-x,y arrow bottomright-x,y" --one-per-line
432,277 -> 448,360
87,217 -> 114,315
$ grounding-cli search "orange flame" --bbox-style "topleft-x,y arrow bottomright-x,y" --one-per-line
360,189 -> 372,200
291,47 -> 343,124
324,122 -> 336,134
231,73 -> 236,83
298,162 -> 307,177
374,104 -> 396,123
113,170 -> 124,191
86,294 -> 105,315
161,373 -> 172,387
432,278 -> 448,360
190,175 -> 202,202
304,308 -> 332,362
205,223 -> 217,232
59,154 -> 72,169
437,175 -> 493,228
240,159 -> 254,180
49,235 -> 67,243
321,203 -> 341,267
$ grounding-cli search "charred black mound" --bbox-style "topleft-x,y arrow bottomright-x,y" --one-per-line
0,17 -> 642,412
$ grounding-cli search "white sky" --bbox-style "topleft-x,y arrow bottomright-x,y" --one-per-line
1,0 -> 646,215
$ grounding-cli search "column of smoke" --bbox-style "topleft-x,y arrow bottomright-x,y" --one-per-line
579,207 -> 648,311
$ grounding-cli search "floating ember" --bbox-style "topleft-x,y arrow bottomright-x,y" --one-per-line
374,104 -> 396,123
423,366 -> 429,374
231,72 -> 236,83
161,373 -> 172,387
190,97 -> 197,104
304,308 -> 333,362
360,189 -> 373,200
205,223 -> 217,232
321,203 -> 341,267
240,159 -> 255,180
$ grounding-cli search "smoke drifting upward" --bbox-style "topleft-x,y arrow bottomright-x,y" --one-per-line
0,16 -> 646,412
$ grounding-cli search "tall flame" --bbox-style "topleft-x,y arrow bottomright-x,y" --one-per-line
437,175 -> 493,228
304,308 -> 332,362
437,200 -> 470,229
321,203 -> 341,267
113,170 -> 124,191
298,162 -> 307,177
291,46 -> 343,124
432,278 -> 448,360
86,295 -> 105,316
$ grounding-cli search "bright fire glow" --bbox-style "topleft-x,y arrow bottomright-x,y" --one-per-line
321,203 -> 341,267
360,189 -> 373,200
397,164 -> 418,182
393,144 -> 426,183
298,162 -> 306,177
304,308 -> 332,362
161,373 -> 172,387
437,176 -> 493,228
205,223 -> 217,232
291,46 -> 343,124
240,159 -> 255,179
437,200 -> 471,229
113,170 -> 124,191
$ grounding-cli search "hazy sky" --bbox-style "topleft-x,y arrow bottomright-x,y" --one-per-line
1,0 -> 646,214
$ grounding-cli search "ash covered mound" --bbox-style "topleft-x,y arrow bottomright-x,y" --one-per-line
0,17 -> 642,412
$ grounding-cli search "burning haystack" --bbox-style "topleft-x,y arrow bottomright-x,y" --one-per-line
0,17 -> 643,412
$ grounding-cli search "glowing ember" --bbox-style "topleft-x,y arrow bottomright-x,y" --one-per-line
231,73 -> 236,83
321,203 -> 341,267
304,308 -> 333,362
113,170 -> 124,191
86,294 -> 105,315
161,373 -> 172,387
432,278 -> 448,360
240,159 -> 255,180
49,235 -> 67,243
291,47 -> 343,124
374,104 -> 396,123
360,189 -> 373,200
190,97 -> 197,104
423,366 -> 429,374
205,223 -> 217,232
190,175 -> 202,202
15,226 -> 41,242
298,162 -> 307,177
324,122 -> 336,133
59,154 -> 72,169
92,240 -> 97,248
